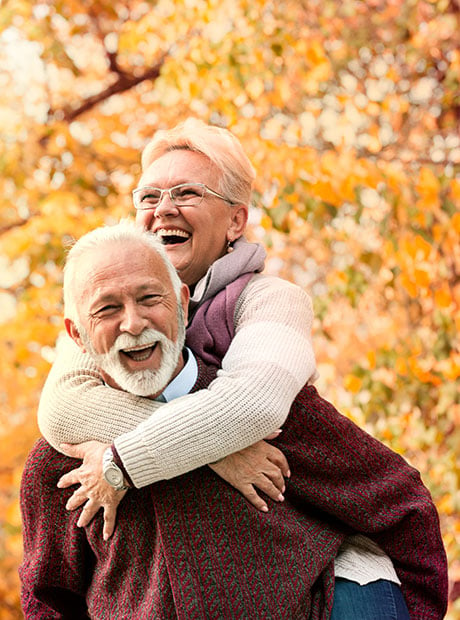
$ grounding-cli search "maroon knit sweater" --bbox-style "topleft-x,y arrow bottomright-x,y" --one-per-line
20,356 -> 447,619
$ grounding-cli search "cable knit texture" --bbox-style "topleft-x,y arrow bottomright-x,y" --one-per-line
21,361 -> 448,619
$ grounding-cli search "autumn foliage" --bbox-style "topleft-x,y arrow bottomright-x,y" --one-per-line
0,0 -> 459,617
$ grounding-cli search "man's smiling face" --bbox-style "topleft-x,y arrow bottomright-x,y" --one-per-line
68,240 -> 189,397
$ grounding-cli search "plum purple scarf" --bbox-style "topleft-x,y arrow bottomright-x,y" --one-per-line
186,236 -> 265,365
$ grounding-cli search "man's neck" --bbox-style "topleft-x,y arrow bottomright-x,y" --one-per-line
153,348 -> 197,402
100,348 -> 197,402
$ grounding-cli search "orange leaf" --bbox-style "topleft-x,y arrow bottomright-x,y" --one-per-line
434,287 -> 452,308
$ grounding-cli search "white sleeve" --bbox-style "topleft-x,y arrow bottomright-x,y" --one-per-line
114,274 -> 318,487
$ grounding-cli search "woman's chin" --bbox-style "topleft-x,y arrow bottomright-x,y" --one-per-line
164,240 -> 191,262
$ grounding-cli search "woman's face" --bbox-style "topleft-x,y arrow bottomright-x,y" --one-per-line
135,150 -> 247,286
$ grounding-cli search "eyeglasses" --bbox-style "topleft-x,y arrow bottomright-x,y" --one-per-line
132,182 -> 235,210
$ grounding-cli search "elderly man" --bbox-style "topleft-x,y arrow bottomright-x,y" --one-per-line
20,221 -> 447,619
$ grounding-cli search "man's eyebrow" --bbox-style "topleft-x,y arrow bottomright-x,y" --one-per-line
89,283 -> 167,307
134,283 -> 169,296
88,292 -> 120,311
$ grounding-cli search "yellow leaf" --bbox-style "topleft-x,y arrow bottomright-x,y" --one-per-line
416,195 -> 440,214
416,166 -> 440,197
395,357 -> 408,376
449,178 -> 460,201
400,273 -> 417,298
320,151 -> 338,176
413,268 -> 430,288
413,208 -> 427,227
305,40 -> 327,66
366,350 -> 376,370
451,211 -> 460,233
344,374 -> 362,393
413,234 -> 432,260
432,223 -> 443,243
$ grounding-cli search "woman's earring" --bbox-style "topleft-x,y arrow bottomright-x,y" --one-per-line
227,239 -> 234,253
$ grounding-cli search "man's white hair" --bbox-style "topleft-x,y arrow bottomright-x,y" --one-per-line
63,219 -> 182,325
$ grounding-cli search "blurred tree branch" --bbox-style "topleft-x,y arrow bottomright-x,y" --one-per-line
47,51 -> 168,123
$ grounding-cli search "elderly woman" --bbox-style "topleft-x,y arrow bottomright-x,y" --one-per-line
37,120 -> 441,618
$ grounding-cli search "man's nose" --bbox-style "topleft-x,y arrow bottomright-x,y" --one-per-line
119,304 -> 148,335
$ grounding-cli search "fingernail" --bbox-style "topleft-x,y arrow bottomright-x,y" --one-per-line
261,505 -> 268,512
282,485 -> 286,493
57,481 -> 63,488
278,494 -> 284,502
287,470 -> 291,478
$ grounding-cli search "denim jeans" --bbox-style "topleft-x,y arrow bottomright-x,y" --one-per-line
330,578 -> 410,620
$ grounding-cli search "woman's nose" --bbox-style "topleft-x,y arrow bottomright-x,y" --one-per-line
153,192 -> 180,218
135,194 -> 180,230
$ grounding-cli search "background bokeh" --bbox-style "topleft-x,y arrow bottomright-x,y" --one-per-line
0,0 -> 459,617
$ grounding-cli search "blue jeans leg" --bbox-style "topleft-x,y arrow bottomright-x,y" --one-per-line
330,578 -> 410,620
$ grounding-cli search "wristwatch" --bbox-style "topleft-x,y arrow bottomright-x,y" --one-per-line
102,447 -> 129,491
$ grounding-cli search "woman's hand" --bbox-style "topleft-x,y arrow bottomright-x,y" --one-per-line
57,441 -> 127,540
209,434 -> 290,512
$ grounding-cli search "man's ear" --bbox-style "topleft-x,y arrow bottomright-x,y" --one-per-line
227,204 -> 248,242
180,283 -> 190,326
64,318 -> 86,352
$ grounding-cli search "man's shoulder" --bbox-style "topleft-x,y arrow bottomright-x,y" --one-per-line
25,437 -> 63,464
22,438 -> 76,487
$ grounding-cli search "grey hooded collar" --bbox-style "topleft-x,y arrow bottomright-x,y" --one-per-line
188,236 -> 266,316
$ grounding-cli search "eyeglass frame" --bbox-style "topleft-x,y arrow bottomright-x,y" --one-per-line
132,182 -> 236,210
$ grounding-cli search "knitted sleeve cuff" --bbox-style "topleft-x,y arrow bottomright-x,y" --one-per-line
111,444 -> 134,488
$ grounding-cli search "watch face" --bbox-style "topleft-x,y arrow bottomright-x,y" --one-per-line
105,465 -> 124,487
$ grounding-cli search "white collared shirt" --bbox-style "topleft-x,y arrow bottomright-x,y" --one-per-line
155,347 -> 198,403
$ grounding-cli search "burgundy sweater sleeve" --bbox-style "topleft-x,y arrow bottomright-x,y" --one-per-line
19,439 -> 92,619
277,385 -> 448,620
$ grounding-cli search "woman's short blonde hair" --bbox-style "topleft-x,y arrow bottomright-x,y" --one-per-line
141,118 -> 256,206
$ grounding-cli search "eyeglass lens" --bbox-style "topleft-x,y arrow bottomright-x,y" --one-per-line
137,184 -> 205,208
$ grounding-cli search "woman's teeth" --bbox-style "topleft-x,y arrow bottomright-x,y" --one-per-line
156,229 -> 190,245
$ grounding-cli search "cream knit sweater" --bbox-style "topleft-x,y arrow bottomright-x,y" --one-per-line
38,273 -> 317,486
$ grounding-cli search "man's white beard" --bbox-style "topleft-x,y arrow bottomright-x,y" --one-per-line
80,312 -> 185,397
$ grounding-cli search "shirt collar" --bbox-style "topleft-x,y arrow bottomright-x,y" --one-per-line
156,347 -> 198,402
